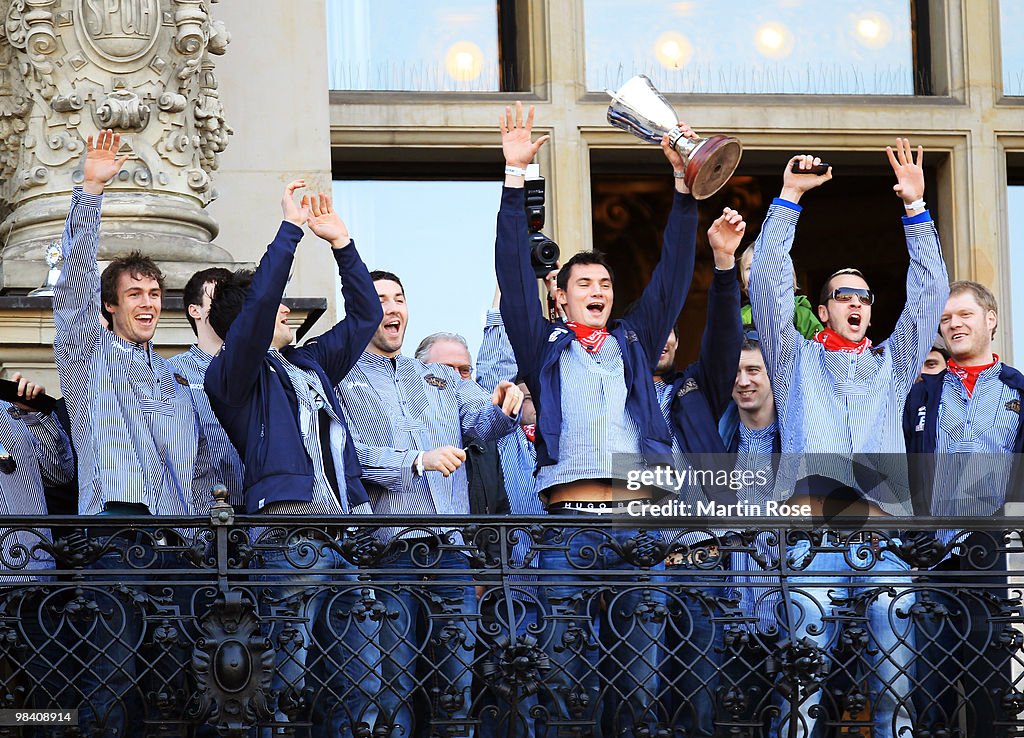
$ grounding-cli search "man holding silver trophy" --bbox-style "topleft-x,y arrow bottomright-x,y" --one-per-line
494,98 -> 708,736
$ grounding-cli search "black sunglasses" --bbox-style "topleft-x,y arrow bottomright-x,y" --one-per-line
829,287 -> 875,306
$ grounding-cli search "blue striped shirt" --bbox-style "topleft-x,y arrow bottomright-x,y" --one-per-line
477,310 -> 519,389
0,406 -> 75,576
477,309 -> 545,574
748,199 -> 949,514
337,352 -> 518,541
731,421 -> 783,635
53,188 -> 216,516
654,379 -> 684,456
169,346 -> 245,508
535,338 -> 643,492
930,363 -> 1020,549
654,377 -> 716,545
264,349 -> 354,515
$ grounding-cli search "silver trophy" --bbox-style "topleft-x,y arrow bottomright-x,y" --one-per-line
29,241 -> 63,297
607,75 -> 742,199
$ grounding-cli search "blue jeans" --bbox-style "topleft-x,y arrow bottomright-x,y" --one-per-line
914,535 -> 1011,737
775,538 -> 916,738
476,588 -> 544,738
369,547 -> 475,737
659,563 -> 727,737
76,537 -> 189,737
538,521 -> 665,738
257,539 -> 371,736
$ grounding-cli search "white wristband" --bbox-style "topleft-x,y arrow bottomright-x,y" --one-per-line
414,451 -> 424,476
904,198 -> 926,211
504,165 -> 527,178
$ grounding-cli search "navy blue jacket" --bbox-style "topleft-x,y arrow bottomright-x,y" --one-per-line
663,265 -> 743,503
666,265 -> 743,456
904,364 -> 1024,514
206,222 -> 383,513
495,186 -> 697,472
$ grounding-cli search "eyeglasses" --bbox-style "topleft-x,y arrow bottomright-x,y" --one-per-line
829,287 -> 874,306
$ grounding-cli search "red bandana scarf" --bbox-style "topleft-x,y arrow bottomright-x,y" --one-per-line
521,424 -> 536,443
813,328 -> 872,354
565,321 -> 610,354
947,354 -> 998,397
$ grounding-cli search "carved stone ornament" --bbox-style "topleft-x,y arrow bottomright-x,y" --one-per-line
0,0 -> 235,291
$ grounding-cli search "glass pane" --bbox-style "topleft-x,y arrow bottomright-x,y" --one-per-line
585,0 -> 915,95
1009,185 -> 1024,362
332,179 -> 503,362
1001,0 -> 1024,95
326,0 -> 500,91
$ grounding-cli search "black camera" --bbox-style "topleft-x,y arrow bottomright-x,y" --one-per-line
524,169 -> 560,278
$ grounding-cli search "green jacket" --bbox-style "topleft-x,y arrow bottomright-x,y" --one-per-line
741,294 -> 822,339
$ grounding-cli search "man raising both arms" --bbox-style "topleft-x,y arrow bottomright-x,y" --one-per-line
495,101 -> 700,736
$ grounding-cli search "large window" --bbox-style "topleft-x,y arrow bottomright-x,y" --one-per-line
1001,0 -> 1024,96
332,179 -> 502,363
584,0 -> 918,95
1009,175 -> 1024,363
326,0 -> 503,92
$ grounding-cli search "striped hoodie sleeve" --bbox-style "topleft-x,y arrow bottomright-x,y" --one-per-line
885,211 -> 950,392
748,198 -> 804,386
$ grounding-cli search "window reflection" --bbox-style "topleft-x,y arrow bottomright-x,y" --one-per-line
326,0 -> 499,91
584,0 -> 915,95
1001,0 -> 1024,96
1009,184 -> 1024,362
332,180 -> 502,361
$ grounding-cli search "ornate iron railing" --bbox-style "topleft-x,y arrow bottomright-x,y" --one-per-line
0,498 -> 1022,737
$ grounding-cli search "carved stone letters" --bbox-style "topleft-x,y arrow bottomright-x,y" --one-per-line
0,0 -> 234,291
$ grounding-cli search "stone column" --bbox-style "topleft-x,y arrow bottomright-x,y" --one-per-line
0,0 -> 235,291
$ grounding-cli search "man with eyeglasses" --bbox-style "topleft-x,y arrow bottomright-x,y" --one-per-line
904,280 -> 1023,737
414,330 -> 511,521
747,141 -> 949,738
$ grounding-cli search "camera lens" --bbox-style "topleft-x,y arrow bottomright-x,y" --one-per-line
530,233 -> 560,278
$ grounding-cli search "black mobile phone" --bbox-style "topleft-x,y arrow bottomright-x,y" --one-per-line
790,162 -> 831,175
0,379 -> 57,414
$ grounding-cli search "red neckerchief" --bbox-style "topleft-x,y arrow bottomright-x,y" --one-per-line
565,321 -> 610,354
947,354 -> 998,397
813,327 -> 872,354
521,424 -> 536,443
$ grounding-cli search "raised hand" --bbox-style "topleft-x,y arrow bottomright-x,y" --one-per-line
779,154 -> 832,204
661,122 -> 700,185
707,208 -> 746,269
500,102 -> 550,169
306,192 -> 351,249
9,372 -> 45,411
83,129 -> 130,195
886,137 -> 925,207
491,380 -> 524,417
280,180 -> 310,227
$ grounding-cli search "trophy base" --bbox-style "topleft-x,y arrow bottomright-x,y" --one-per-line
683,135 -> 743,200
